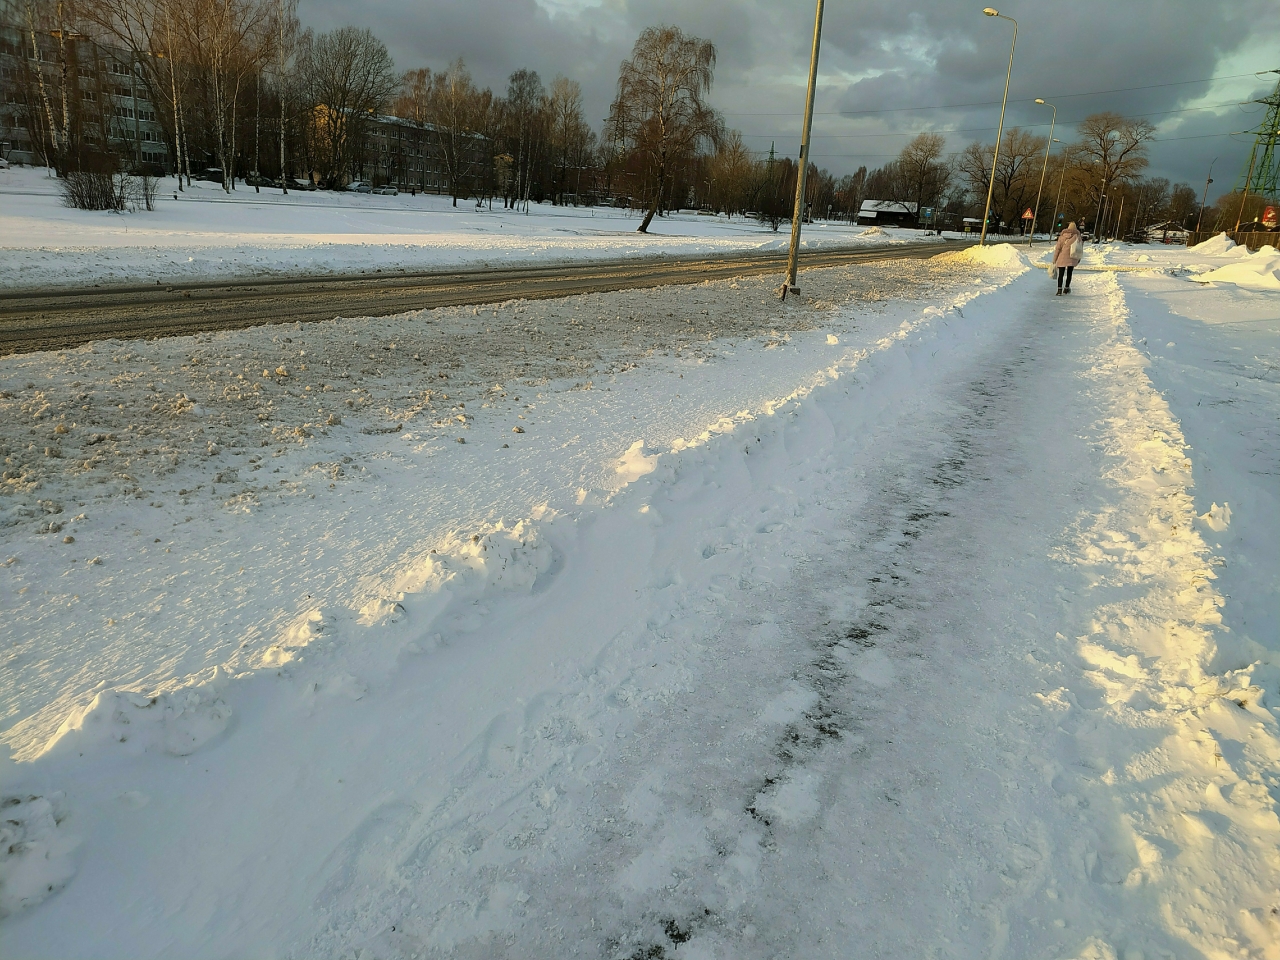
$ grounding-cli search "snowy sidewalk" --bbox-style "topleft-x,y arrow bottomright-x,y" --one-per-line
3,247 -> 1279,958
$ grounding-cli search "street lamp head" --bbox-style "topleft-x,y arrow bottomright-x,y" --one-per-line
1035,98 -> 1045,104
983,7 -> 999,15
1052,137 -> 1061,142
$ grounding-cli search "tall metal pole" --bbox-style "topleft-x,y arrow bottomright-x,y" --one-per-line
1235,143 -> 1260,233
1051,142 -> 1066,232
1028,99 -> 1055,247
784,0 -> 826,294
1194,158 -> 1215,234
979,8 -> 1017,246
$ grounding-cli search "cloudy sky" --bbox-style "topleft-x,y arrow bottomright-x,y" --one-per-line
301,0 -> 1280,201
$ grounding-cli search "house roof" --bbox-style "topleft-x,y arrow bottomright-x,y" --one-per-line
859,199 -> 919,214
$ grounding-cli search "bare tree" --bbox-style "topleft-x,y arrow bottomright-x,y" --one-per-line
1069,112 -> 1155,233
897,132 -> 951,216
298,25 -> 396,188
272,0 -> 297,191
608,25 -> 723,233
708,129 -> 754,217
196,0 -> 273,191
547,75 -> 590,203
426,58 -> 481,205
505,68 -> 544,211
1166,182 -> 1198,227
956,127 -> 1041,233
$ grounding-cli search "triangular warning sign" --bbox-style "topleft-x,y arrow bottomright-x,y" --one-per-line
1021,207 -> 1034,219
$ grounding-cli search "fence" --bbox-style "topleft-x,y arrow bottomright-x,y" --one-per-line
1186,229 -> 1280,252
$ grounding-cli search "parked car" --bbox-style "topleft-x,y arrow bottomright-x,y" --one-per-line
345,180 -> 372,193
373,185 -> 398,196
195,167 -> 224,183
285,178 -> 316,191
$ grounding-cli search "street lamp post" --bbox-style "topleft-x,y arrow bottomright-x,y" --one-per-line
979,7 -> 1017,246
1195,158 -> 1216,233
1094,184 -> 1107,241
1028,98 -> 1055,248
1047,137 -> 1064,223
784,0 -> 826,295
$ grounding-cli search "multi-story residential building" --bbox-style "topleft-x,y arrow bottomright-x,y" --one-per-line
0,23 -> 169,171
359,113 -> 488,195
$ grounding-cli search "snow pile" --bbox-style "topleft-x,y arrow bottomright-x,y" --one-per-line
41,671 -> 232,759
0,792 -> 77,918
1195,245 -> 1280,289
941,241 -> 1028,271
1189,232 -> 1238,256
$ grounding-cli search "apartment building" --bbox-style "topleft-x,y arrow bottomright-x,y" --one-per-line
0,23 -> 169,170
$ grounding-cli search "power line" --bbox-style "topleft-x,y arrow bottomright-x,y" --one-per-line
799,129 -> 1254,161
738,99 -> 1249,140
723,71 -> 1265,118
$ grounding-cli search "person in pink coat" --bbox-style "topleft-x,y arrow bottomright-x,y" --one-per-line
1052,221 -> 1083,295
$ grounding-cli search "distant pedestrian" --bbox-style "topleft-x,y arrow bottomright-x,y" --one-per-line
1052,221 -> 1083,295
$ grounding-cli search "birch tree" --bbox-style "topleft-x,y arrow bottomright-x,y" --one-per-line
608,25 -> 723,233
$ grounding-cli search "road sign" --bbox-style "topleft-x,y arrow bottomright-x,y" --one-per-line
920,206 -> 934,221
1021,208 -> 1034,220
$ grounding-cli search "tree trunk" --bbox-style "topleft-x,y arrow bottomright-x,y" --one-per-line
638,165 -> 663,232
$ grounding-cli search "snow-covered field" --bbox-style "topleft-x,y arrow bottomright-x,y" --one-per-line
1,233 -> 1277,959
0,165 -> 942,290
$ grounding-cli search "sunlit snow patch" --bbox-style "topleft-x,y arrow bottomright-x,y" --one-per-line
615,440 -> 660,484
1198,501 -> 1232,533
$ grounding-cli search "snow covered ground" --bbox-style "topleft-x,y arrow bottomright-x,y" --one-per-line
0,165 -> 942,290
1,235 -> 1277,959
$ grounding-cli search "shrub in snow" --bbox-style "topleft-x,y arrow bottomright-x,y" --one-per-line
60,171 -> 127,212
59,170 -> 158,213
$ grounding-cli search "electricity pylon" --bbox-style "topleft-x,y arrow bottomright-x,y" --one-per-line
1236,70 -> 1280,199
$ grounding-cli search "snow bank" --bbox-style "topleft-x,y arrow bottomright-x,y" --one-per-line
939,241 -> 1028,271
41,670 -> 233,759
1196,245 -> 1280,289
1189,232 -> 1237,256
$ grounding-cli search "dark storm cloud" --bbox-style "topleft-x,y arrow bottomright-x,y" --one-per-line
298,0 -> 1280,197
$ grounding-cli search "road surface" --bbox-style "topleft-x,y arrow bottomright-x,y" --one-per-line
0,241 -> 964,354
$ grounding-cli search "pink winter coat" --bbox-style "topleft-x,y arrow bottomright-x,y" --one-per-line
1052,226 -> 1083,267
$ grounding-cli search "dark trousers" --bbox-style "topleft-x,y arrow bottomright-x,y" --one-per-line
1056,265 -> 1074,290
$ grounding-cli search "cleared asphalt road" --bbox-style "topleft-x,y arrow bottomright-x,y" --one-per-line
0,241 -> 967,355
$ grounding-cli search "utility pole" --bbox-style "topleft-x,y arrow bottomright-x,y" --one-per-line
979,8 -> 1017,246
783,0 -> 825,296
1235,144 -> 1259,233
1195,158 -> 1215,234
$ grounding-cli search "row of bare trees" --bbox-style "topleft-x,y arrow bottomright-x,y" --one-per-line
4,3 -> 1226,235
